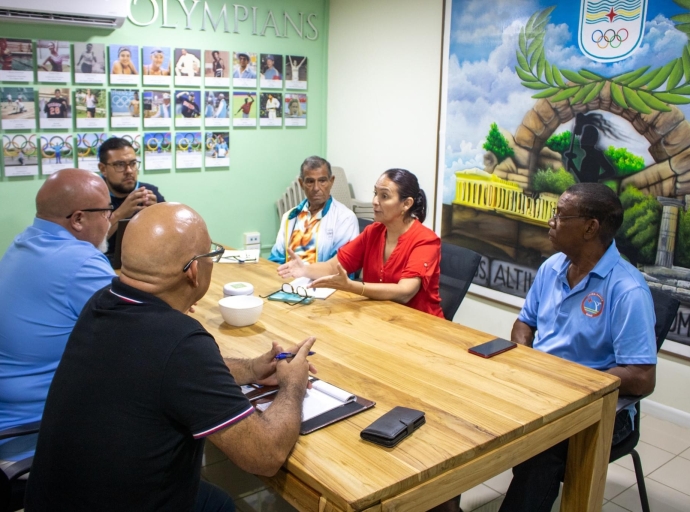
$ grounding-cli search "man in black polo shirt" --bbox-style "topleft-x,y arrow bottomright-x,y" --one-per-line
26,203 -> 316,512
43,89 -> 68,118
97,136 -> 165,257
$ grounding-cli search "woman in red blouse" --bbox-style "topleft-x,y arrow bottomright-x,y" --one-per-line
277,168 -> 443,317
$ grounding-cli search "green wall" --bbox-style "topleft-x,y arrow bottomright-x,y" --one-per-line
0,0 -> 328,254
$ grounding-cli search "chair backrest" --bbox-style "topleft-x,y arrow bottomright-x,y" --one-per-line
649,288 -> 680,351
439,243 -> 482,321
276,178 -> 305,221
330,166 -> 353,210
358,217 -> 373,234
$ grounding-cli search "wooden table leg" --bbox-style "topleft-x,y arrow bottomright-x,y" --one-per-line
560,390 -> 618,512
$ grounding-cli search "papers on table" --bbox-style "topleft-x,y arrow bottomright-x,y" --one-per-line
290,277 -> 336,299
254,379 -> 356,421
219,249 -> 260,264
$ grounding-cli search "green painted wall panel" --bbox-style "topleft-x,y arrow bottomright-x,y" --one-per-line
0,0 -> 328,254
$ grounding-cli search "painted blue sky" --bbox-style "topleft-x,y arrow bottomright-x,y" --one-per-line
443,0 -> 690,203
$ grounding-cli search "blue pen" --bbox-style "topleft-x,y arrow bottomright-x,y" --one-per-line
275,351 -> 315,360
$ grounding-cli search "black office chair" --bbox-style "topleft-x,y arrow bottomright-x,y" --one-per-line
0,421 -> 40,512
439,243 -> 482,321
608,287 -> 680,512
358,217 -> 373,234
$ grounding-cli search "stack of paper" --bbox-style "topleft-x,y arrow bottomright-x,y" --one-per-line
255,379 -> 356,421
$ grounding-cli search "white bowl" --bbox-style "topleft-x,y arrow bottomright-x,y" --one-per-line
218,295 -> 264,327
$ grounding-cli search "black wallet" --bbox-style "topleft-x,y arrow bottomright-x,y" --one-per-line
360,406 -> 425,447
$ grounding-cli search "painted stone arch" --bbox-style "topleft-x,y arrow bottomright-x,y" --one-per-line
493,82 -> 690,199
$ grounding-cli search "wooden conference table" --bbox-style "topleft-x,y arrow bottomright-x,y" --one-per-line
194,258 -> 620,512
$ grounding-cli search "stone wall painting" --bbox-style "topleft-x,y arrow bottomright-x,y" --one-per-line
438,0 -> 690,354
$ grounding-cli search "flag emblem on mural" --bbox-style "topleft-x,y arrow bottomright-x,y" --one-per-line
579,0 -> 647,63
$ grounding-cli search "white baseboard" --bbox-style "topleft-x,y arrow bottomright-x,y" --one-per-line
642,399 -> 690,429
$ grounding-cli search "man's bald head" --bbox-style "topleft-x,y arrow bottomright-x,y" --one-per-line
120,203 -> 213,310
36,168 -> 109,220
35,168 -> 112,250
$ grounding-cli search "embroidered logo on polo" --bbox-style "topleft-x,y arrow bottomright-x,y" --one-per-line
581,292 -> 604,317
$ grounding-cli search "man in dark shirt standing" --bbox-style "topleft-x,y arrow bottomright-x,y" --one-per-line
43,89 -> 68,118
26,202 -> 316,511
97,136 -> 165,256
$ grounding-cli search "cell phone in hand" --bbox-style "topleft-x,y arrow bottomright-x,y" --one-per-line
468,338 -> 517,358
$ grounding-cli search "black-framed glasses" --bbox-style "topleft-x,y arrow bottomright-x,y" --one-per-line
105,160 -> 140,173
551,207 -> 589,222
65,207 -> 115,220
182,242 -> 224,272
261,283 -> 314,306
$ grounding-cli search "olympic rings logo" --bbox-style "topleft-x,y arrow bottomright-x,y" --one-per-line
111,91 -> 133,108
76,133 -> 107,157
176,132 -> 202,151
3,135 -> 37,157
41,135 -> 73,158
592,28 -> 628,49
205,133 -> 228,150
145,133 -> 171,152
120,134 -> 141,153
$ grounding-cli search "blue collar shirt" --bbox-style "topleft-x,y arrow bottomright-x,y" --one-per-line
518,241 -> 656,371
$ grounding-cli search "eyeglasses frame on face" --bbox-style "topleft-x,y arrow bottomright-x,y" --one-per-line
182,242 -> 225,273
260,283 -> 314,306
550,207 -> 590,222
65,207 -> 115,220
104,160 -> 141,173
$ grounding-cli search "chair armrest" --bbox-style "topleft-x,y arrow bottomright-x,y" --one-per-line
616,395 -> 650,413
0,421 -> 41,441
2,456 -> 33,482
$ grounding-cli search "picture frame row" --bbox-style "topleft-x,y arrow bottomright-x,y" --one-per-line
1,88 -> 308,130
0,38 -> 308,89
2,132 -> 234,177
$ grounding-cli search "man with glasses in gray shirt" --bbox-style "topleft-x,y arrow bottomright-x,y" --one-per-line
98,137 -> 165,256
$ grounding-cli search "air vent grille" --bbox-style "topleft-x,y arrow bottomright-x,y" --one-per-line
0,8 -> 119,28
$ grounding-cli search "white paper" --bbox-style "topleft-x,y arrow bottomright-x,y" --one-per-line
144,152 -> 171,170
218,250 -> 260,264
285,118 -> 306,127
205,155 -> 230,168
144,117 -> 171,128
37,71 -> 70,83
143,75 -> 171,86
175,75 -> 201,87
176,151 -> 202,169
1,118 -> 36,131
111,117 -> 139,128
0,70 -> 33,82
233,117 -> 256,127
175,117 -> 201,127
75,73 -> 106,85
233,78 -> 256,88
286,80 -> 307,90
290,277 -> 335,299
40,118 -> 71,130
260,78 -> 282,89
260,118 -> 282,127
4,164 -> 38,177
206,77 -> 229,87
77,117 -> 107,129
254,381 -> 355,421
110,74 -> 138,85
205,117 -> 230,128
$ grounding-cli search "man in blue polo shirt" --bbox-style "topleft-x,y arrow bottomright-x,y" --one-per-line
0,169 -> 115,466
498,183 -> 656,512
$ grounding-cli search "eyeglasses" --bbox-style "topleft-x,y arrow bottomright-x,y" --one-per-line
104,160 -> 140,173
551,207 -> 589,222
65,207 -> 114,220
182,242 -> 224,272
261,283 -> 314,306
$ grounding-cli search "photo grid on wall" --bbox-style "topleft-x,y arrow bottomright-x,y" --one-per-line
1,38 -> 311,176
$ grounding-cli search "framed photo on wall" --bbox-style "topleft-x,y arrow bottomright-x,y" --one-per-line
0,38 -> 34,82
1,87 -> 36,131
109,45 -> 140,85
2,133 -> 38,177
74,43 -> 106,84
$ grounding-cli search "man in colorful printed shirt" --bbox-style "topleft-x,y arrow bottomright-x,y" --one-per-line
269,156 -> 358,264
497,183 -> 656,512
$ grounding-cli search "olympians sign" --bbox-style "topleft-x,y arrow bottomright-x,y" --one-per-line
578,0 -> 647,63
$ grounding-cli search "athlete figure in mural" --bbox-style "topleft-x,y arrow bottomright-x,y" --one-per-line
76,44 -> 98,74
265,94 -> 280,119
112,47 -> 138,75
214,93 -> 228,118
236,95 -> 255,118
287,98 -> 303,117
175,49 -> 200,77
233,53 -> 256,79
288,56 -> 306,81
564,113 -> 617,184
14,95 -> 26,114
40,42 -> 64,72
143,48 -> 169,76
129,91 -> 140,117
44,89 -> 69,119
0,39 -> 12,71
211,51 -> 225,77
262,55 -> 281,80
84,90 -> 97,118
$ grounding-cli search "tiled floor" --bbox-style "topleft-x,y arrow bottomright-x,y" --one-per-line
202,413 -> 690,512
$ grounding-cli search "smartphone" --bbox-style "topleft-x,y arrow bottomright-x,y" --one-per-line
468,338 -> 517,358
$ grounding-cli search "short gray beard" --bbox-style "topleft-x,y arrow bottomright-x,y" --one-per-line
98,235 -> 109,254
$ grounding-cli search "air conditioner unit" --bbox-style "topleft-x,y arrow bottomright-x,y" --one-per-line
0,0 -> 129,29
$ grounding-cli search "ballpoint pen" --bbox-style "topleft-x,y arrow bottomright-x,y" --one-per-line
275,351 -> 315,360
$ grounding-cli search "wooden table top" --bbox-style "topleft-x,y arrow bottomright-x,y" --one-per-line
194,259 -> 620,511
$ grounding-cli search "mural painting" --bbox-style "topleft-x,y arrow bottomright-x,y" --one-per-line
440,0 -> 690,348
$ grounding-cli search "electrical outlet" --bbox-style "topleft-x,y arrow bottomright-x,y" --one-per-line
244,232 -> 260,247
